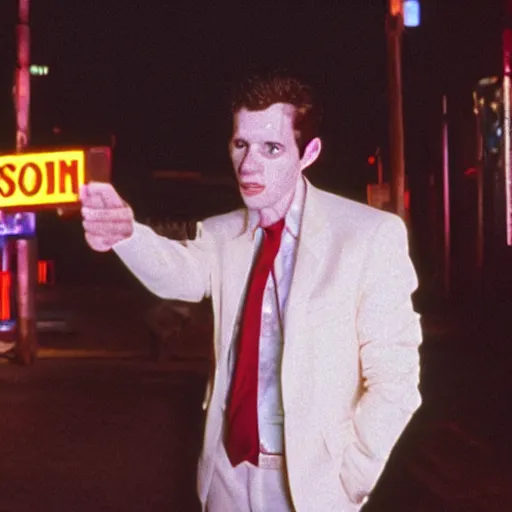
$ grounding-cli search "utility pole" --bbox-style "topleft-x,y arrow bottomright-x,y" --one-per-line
386,0 -> 406,220
13,0 -> 37,365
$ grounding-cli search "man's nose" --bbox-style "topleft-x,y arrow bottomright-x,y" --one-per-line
238,148 -> 260,176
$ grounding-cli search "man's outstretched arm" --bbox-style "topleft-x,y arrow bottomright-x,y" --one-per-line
80,182 -> 212,302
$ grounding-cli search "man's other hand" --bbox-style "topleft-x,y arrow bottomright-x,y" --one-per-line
80,182 -> 134,252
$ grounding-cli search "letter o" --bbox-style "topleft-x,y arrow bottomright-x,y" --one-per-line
19,163 -> 43,197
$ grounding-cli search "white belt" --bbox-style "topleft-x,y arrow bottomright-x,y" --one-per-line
258,452 -> 284,470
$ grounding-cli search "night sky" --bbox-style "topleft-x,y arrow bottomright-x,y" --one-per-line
0,0 -> 507,291
0,1 -> 505,203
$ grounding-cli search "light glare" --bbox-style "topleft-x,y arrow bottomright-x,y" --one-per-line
29,65 -> 49,76
404,0 -> 420,27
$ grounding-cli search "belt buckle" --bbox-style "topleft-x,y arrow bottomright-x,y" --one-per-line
258,452 -> 283,470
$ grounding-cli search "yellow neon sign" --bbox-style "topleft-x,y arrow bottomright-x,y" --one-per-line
0,150 -> 85,209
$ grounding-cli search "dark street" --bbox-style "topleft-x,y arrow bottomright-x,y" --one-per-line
1,284 -> 512,511
0,359 -> 207,512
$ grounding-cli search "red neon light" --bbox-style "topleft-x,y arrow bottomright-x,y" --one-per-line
404,189 -> 410,211
38,261 -> 47,284
0,271 -> 11,321
37,260 -> 55,285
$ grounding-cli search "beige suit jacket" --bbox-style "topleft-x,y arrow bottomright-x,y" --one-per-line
114,180 -> 423,511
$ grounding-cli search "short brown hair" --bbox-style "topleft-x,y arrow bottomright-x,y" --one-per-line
230,68 -> 322,157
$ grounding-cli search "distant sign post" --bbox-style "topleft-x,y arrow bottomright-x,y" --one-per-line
367,183 -> 391,211
367,181 -> 410,226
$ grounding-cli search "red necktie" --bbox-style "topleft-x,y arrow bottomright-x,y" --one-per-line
225,218 -> 285,467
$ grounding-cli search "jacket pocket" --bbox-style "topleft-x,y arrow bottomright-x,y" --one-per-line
321,420 -> 354,461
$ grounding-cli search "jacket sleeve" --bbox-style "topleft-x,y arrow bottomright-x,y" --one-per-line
112,220 -> 214,302
340,215 -> 423,505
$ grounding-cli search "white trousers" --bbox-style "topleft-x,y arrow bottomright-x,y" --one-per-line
206,443 -> 295,512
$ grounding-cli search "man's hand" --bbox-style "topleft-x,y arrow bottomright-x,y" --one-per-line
80,182 -> 134,252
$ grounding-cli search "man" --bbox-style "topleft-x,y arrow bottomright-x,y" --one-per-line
80,69 -> 422,511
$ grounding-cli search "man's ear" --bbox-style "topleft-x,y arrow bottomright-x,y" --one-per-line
299,137 -> 322,172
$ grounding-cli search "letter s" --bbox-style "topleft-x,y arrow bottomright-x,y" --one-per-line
0,164 -> 16,198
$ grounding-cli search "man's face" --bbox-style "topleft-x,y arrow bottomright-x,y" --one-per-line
229,103 -> 303,212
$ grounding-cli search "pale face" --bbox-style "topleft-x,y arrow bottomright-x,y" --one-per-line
229,103 -> 304,225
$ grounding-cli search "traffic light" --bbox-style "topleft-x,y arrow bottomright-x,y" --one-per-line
389,0 -> 420,28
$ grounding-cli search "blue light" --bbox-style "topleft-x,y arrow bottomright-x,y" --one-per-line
404,0 -> 420,27
0,213 -> 36,237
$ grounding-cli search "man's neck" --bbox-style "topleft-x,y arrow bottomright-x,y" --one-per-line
257,188 -> 296,228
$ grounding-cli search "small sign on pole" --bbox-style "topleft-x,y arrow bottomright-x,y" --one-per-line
367,183 -> 391,211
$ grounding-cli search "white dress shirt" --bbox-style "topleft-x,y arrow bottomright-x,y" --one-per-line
227,177 -> 306,455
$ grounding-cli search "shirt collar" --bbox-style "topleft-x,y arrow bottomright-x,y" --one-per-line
247,176 -> 306,240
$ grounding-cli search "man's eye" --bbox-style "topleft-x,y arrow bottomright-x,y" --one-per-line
233,140 -> 246,149
266,143 -> 281,155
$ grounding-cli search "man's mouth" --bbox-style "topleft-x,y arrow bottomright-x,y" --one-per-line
240,182 -> 265,196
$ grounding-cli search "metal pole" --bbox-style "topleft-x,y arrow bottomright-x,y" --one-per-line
442,95 -> 451,297
15,238 -> 37,364
386,0 -> 406,220
474,102 -> 485,284
13,0 -> 37,365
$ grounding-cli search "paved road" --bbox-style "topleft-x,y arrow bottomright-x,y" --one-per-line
2,344 -> 512,512
0,359 -> 208,512
2,284 -> 512,510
